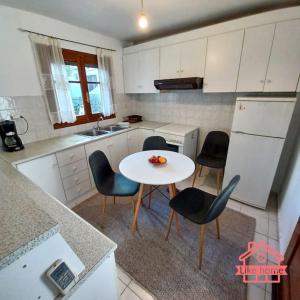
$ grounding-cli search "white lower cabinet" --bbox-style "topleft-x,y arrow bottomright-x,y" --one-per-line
138,129 -> 155,150
127,129 -> 140,154
17,154 -> 66,203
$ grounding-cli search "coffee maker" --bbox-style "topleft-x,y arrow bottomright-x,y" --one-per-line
0,120 -> 24,152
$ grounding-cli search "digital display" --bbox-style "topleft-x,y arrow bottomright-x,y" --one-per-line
50,262 -> 75,290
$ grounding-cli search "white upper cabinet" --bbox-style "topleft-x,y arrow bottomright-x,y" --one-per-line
159,43 -> 181,79
204,30 -> 244,92
159,38 -> 207,79
237,24 -> 275,92
264,19 -> 300,92
123,48 -> 159,93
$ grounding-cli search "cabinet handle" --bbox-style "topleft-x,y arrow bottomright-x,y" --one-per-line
266,79 -> 271,83
260,80 -> 265,83
176,70 -> 180,73
180,70 -> 184,73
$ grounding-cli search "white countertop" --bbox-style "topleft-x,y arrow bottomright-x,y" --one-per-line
155,123 -> 199,136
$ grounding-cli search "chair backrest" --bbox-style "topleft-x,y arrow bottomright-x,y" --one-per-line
201,131 -> 229,159
88,150 -> 114,194
203,175 -> 240,223
143,136 -> 169,151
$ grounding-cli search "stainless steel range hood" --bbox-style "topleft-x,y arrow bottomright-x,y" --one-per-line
154,77 -> 203,90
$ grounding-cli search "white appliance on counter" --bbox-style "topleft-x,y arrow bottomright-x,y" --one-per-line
223,97 -> 296,209
154,123 -> 199,160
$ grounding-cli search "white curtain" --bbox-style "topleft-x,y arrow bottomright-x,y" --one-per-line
29,33 -> 76,124
96,48 -> 115,117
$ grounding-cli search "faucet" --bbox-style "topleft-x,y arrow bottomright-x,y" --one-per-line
95,114 -> 104,131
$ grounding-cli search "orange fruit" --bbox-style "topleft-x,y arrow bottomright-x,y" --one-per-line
159,156 -> 166,164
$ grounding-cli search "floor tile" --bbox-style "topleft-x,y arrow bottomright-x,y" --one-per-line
254,232 -> 268,243
119,279 -> 127,296
265,291 -> 272,300
268,220 -> 278,240
247,284 -> 266,300
255,218 -> 269,236
240,205 -> 268,220
117,266 -> 132,285
120,288 -> 141,300
129,281 -> 155,300
227,199 -> 241,211
266,283 -> 272,294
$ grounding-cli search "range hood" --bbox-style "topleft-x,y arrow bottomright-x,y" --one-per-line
154,77 -> 203,90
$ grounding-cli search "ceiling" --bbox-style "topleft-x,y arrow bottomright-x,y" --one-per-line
0,0 -> 299,43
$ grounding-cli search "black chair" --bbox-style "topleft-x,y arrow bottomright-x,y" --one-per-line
143,136 -> 169,208
89,150 -> 140,218
192,131 -> 229,194
165,175 -> 240,269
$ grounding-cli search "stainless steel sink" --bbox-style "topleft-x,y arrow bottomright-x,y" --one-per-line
78,129 -> 110,137
77,125 -> 127,137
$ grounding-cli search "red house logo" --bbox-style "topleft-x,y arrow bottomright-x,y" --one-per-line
236,241 -> 287,283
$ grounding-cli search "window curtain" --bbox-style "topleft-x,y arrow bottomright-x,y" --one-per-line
29,33 -> 76,124
96,48 -> 115,117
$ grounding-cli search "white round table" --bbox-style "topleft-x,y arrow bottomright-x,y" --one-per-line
119,150 -> 195,234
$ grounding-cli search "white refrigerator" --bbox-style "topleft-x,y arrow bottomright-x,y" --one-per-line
223,97 -> 296,209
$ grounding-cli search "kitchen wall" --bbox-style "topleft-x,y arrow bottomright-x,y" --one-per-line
278,121 -> 300,253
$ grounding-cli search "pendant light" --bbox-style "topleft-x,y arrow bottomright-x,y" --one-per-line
138,0 -> 148,30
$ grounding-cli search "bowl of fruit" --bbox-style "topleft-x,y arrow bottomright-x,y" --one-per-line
148,155 -> 167,166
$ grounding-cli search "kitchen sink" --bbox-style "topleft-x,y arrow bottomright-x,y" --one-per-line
77,129 -> 110,137
77,125 -> 127,137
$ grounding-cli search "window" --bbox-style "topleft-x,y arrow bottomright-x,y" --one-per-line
54,49 -> 114,129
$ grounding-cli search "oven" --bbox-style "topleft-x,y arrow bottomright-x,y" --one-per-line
166,141 -> 184,153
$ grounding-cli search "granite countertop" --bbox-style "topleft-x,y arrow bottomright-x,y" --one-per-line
0,121 -> 167,165
0,158 -> 117,295
0,159 -> 59,270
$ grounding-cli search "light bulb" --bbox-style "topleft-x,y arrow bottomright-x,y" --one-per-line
138,13 -> 148,29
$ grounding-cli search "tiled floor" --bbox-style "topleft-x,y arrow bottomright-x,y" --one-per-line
114,171 -> 279,300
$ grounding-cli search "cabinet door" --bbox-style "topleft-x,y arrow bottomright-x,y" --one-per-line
139,48 -> 159,93
127,130 -> 140,154
237,24 -> 275,92
123,52 -> 140,93
204,30 -> 244,92
106,133 -> 129,171
264,19 -> 300,92
17,154 -> 66,203
180,38 -> 207,78
84,138 -> 110,187
160,44 -> 181,79
138,129 -> 154,150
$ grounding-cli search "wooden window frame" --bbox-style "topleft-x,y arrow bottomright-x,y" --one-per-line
54,49 -> 115,129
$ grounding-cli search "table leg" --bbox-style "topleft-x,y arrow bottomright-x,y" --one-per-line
168,183 -> 180,236
131,183 -> 144,234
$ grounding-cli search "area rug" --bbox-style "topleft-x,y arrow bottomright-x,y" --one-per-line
74,189 -> 256,300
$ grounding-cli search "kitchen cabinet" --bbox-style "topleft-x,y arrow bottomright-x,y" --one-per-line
237,24 -> 275,92
17,154 -> 66,203
204,30 -> 244,92
127,129 -> 140,154
264,19 -> 300,92
123,48 -> 159,93
138,129 -> 154,150
159,38 -> 207,79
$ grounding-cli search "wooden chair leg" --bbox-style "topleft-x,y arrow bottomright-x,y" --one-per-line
165,210 -> 175,240
113,196 -> 116,204
198,165 -> 203,177
199,225 -> 205,269
192,164 -> 199,187
170,183 -> 180,236
148,185 -> 152,208
216,218 -> 220,239
102,195 -> 107,215
216,169 -> 222,195
131,184 -> 144,234
131,197 -> 136,214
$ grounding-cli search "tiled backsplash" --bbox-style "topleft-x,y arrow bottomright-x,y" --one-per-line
0,94 -> 132,145
124,91 -> 236,148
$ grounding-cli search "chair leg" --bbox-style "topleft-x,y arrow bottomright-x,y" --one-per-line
192,164 -> 199,187
148,185 -> 152,208
216,169 -> 222,195
165,209 -> 175,240
198,165 -> 203,177
113,196 -> 116,205
169,183 -> 180,236
131,184 -> 144,234
131,197 -> 136,214
199,225 -> 205,269
102,195 -> 107,214
216,218 -> 220,239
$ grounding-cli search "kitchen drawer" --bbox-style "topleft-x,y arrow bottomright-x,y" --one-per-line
65,179 -> 91,202
62,169 -> 90,190
156,132 -> 184,145
56,146 -> 86,167
59,159 -> 88,179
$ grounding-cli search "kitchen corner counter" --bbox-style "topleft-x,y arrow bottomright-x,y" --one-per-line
129,120 -> 168,130
0,158 -> 117,294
